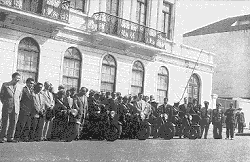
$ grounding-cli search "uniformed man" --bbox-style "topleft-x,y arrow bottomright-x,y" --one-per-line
148,95 -> 159,138
179,97 -> 188,114
224,103 -> 236,140
236,108 -> 245,133
212,103 -> 223,139
200,101 -> 211,139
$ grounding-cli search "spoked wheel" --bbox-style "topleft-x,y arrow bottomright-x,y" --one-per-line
137,122 -> 151,140
160,124 -> 176,140
105,124 -> 120,142
189,126 -> 200,139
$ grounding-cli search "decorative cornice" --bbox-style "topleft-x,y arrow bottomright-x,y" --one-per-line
156,54 -> 214,73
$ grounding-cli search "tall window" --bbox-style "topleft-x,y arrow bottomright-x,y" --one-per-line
131,61 -> 144,95
63,47 -> 81,90
101,55 -> 117,92
162,2 -> 172,39
188,74 -> 200,104
157,66 -> 169,104
70,0 -> 86,12
136,0 -> 147,42
22,0 -> 43,14
136,0 -> 147,25
17,37 -> 40,83
106,0 -> 120,16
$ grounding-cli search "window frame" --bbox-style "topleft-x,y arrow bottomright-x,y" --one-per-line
188,74 -> 200,104
157,66 -> 169,104
62,47 -> 82,91
106,0 -> 120,16
162,1 -> 172,39
136,0 -> 147,26
69,0 -> 87,13
100,54 -> 117,93
17,37 -> 40,83
131,60 -> 145,95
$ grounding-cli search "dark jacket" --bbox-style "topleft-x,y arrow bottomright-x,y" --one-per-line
20,86 -> 34,115
224,108 -> 235,124
73,94 -> 88,122
236,111 -> 245,124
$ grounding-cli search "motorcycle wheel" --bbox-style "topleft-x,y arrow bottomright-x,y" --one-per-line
105,124 -> 120,142
137,122 -> 151,140
189,126 -> 200,139
161,125 -> 175,140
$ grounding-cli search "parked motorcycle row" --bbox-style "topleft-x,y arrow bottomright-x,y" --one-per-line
79,104 -> 202,142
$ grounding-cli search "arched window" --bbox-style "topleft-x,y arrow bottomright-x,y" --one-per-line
157,66 -> 169,104
17,37 -> 40,83
131,61 -> 144,95
188,74 -> 200,104
101,55 -> 116,92
63,47 -> 81,90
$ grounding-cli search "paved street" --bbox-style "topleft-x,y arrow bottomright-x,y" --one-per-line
0,129 -> 250,162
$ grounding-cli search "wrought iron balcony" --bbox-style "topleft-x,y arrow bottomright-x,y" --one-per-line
0,0 -> 70,22
92,12 -> 170,50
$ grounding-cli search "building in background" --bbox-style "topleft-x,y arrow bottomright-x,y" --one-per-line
0,0 -> 214,115
183,14 -> 250,128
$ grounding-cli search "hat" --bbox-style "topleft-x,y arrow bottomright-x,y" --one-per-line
204,101 -> 209,104
216,103 -> 222,106
58,85 -> 65,91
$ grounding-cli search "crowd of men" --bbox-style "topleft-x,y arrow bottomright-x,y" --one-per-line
0,72 -> 246,143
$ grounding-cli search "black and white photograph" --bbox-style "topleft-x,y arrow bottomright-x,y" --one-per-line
0,0 -> 250,161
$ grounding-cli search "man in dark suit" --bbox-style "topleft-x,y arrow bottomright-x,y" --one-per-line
179,97 -> 188,114
66,87 -> 88,141
212,103 -> 223,139
148,95 -> 158,138
0,72 -> 23,143
200,101 -> 212,139
15,78 -> 35,141
224,103 -> 237,140
236,108 -> 245,133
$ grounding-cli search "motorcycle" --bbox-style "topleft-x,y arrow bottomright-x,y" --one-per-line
136,112 -> 152,140
80,109 -> 106,140
188,113 -> 201,139
158,113 -> 176,140
104,110 -> 123,142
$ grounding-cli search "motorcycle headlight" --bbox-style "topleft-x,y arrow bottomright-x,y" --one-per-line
140,113 -> 145,120
164,114 -> 168,120
110,111 -> 115,118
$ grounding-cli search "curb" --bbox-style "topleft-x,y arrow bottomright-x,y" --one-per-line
235,133 -> 250,136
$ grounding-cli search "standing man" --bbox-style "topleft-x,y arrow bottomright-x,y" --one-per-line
29,83 -> 48,141
200,101 -> 211,139
179,97 -> 188,114
212,103 -> 223,139
15,78 -> 35,142
69,87 -> 88,141
236,108 -> 245,133
149,95 -> 158,138
0,72 -> 23,143
224,103 -> 236,140
42,81 -> 55,141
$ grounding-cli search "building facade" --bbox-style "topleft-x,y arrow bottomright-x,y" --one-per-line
184,14 -> 250,128
0,0 -> 214,110
183,14 -> 250,99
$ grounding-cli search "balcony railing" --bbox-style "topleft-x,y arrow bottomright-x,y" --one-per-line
92,12 -> 170,49
0,0 -> 70,22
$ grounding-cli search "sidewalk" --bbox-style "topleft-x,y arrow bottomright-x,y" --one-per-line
235,128 -> 250,136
